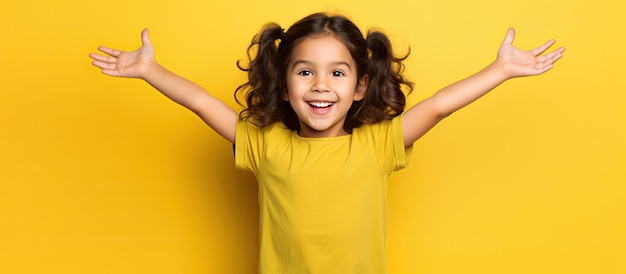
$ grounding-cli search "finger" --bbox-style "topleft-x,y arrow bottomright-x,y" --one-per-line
539,49 -> 564,67
535,64 -> 553,75
141,28 -> 152,47
531,39 -> 556,56
501,27 -> 515,46
533,49 -> 564,74
91,59 -> 117,70
101,69 -> 122,77
536,47 -> 565,64
89,52 -> 117,63
98,46 -> 122,57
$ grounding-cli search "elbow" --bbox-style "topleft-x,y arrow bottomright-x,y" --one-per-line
433,99 -> 456,120
436,109 -> 453,119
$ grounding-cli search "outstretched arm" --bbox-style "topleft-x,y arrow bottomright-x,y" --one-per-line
402,28 -> 565,147
89,29 -> 237,143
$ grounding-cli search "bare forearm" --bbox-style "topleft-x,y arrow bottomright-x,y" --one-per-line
140,63 -> 237,142
89,29 -> 238,143
402,28 -> 563,147
431,61 -> 508,118
401,61 -> 509,146
141,64 -> 212,112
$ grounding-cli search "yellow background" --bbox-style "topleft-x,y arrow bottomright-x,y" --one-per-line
2,0 -> 624,273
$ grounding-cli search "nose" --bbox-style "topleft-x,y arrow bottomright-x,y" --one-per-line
312,75 -> 330,92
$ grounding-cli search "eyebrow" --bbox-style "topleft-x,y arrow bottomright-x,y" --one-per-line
290,60 -> 353,71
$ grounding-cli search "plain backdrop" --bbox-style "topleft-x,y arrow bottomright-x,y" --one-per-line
1,0 -> 624,273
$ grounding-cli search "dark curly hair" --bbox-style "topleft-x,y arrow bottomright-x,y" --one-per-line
235,12 -> 414,133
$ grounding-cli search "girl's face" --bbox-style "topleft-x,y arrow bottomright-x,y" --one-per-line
284,34 -> 367,138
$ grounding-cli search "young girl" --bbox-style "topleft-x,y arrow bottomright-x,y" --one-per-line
89,12 -> 564,274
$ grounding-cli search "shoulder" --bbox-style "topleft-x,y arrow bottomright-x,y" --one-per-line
353,116 -> 401,135
352,115 -> 406,150
237,118 -> 293,140
235,119 -> 294,171
352,115 -> 412,173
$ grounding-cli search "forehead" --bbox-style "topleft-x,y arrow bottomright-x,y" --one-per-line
288,34 -> 355,67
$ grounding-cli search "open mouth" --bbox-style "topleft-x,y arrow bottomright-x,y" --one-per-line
308,102 -> 334,108
307,101 -> 334,114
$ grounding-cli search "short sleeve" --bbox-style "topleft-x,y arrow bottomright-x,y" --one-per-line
358,115 -> 412,175
235,118 -> 262,173
390,114 -> 413,172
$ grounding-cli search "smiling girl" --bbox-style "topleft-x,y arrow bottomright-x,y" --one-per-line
89,12 -> 564,274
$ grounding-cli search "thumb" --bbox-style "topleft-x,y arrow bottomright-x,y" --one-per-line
141,28 -> 152,46
501,27 -> 516,46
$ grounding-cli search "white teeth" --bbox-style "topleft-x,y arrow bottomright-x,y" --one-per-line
309,102 -> 333,108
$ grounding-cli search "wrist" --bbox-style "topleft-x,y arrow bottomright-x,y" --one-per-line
140,61 -> 161,80
491,59 -> 513,81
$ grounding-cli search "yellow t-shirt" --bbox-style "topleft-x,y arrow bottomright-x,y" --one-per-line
235,115 -> 412,274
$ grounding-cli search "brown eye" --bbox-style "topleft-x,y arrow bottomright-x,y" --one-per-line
332,70 -> 345,77
298,70 -> 312,76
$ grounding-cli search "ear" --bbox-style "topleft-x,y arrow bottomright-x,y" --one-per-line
353,75 -> 368,101
282,89 -> 289,101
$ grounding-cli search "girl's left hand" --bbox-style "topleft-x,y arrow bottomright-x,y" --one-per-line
496,28 -> 565,78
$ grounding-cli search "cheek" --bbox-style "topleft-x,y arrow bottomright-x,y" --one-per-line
285,80 -> 307,98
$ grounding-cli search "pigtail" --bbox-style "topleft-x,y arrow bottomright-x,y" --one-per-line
346,30 -> 413,130
235,23 -> 286,126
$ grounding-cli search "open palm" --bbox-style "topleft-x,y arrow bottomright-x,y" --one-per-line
89,28 -> 156,78
496,28 -> 565,78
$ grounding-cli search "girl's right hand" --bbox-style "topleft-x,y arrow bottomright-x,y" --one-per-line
89,28 -> 156,78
